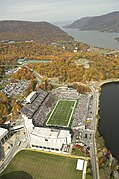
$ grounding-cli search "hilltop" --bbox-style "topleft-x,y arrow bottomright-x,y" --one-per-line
65,11 -> 119,33
0,20 -> 73,43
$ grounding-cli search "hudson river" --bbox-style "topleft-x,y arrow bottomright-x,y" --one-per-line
98,82 -> 119,161
62,28 -> 119,50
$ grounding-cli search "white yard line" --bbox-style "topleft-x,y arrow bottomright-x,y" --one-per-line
67,100 -> 77,127
46,99 -> 60,125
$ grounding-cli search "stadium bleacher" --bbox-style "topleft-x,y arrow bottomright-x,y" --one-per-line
21,89 -> 56,126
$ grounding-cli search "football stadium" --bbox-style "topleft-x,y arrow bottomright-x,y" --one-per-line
20,87 -> 80,153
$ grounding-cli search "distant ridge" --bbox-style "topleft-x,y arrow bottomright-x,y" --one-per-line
0,20 -> 73,43
65,11 -> 119,33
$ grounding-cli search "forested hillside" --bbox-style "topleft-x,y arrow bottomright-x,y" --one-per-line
65,11 -> 119,32
0,42 -> 118,83
0,20 -> 73,43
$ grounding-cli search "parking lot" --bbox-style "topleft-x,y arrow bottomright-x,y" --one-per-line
2,81 -> 29,97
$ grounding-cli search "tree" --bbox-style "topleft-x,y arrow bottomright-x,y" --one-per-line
11,100 -> 21,118
0,92 -> 8,103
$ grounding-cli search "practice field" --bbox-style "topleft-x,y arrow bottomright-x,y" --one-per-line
0,150 -> 82,179
46,99 -> 77,127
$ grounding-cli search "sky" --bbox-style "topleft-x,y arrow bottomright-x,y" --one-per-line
0,0 -> 119,24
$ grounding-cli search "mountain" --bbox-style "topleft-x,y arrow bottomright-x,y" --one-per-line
0,20 -> 73,43
65,11 -> 119,33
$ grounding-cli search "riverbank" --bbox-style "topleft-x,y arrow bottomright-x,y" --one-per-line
115,37 -> 119,41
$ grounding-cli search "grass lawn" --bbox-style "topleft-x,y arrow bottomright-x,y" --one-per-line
86,174 -> 92,179
0,150 -> 82,179
46,99 -> 76,127
72,147 -> 85,157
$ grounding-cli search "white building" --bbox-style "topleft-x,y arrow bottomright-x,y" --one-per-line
30,127 -> 71,152
74,47 -> 78,53
0,127 -> 8,145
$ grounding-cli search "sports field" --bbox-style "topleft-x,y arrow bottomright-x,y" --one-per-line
0,150 -> 82,179
46,99 -> 77,127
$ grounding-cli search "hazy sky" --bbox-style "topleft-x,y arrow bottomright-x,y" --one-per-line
0,0 -> 119,23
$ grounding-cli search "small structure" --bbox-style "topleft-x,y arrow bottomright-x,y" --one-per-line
74,47 -> 78,53
63,46 -> 65,50
17,58 -> 26,64
75,58 -> 90,68
26,91 -> 37,103
76,159 -> 84,170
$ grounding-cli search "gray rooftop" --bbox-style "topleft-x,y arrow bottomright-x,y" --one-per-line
21,89 -> 48,120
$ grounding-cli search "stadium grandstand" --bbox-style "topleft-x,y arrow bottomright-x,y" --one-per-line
51,87 -> 79,100
23,89 -> 48,117
21,88 -> 51,126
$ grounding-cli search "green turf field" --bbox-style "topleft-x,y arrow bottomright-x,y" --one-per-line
0,150 -> 82,179
46,99 -> 76,127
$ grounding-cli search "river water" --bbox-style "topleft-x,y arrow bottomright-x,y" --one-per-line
62,28 -> 119,50
54,21 -> 119,50
98,82 -> 119,161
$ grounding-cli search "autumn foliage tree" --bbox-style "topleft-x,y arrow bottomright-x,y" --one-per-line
11,67 -> 35,80
11,100 -> 21,118
0,92 -> 11,124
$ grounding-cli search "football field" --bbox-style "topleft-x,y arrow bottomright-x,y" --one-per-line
46,99 -> 77,127
0,150 -> 82,179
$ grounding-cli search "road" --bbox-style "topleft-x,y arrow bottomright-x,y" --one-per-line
90,86 -> 100,179
25,65 -> 42,82
0,132 -> 19,173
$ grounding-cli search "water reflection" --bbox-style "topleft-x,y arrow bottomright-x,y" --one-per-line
99,82 -> 119,161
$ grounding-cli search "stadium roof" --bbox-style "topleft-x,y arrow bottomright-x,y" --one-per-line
20,89 -> 48,119
76,159 -> 84,171
31,127 -> 71,139
31,134 -> 63,149
0,127 -> 8,140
